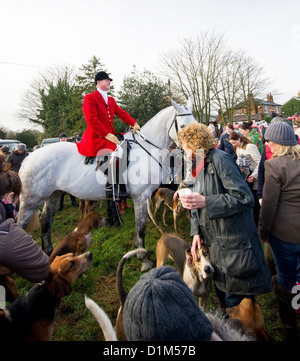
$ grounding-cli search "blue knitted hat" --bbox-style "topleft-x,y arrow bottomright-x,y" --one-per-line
122,266 -> 213,341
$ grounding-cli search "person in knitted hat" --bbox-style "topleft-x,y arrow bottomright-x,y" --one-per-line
7,143 -> 28,173
59,133 -> 68,142
258,121 -> 300,341
257,119 -> 299,207
122,266 -> 213,341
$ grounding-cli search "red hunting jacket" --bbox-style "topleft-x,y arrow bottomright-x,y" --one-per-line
77,90 -> 137,156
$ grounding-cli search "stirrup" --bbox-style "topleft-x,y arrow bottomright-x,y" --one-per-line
105,185 -> 129,199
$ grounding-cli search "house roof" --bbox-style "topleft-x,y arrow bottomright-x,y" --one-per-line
233,98 -> 282,109
231,114 -> 263,122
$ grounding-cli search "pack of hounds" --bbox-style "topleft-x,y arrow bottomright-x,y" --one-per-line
0,187 -> 272,341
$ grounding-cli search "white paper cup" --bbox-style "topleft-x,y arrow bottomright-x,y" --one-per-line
178,188 -> 192,208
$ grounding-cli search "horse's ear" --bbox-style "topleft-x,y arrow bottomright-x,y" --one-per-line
186,95 -> 194,112
170,98 -> 182,113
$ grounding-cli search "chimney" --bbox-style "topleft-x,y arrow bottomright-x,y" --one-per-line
267,93 -> 273,103
247,93 -> 256,114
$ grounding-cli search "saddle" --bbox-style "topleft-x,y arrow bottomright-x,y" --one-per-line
94,139 -> 131,173
94,139 -> 132,200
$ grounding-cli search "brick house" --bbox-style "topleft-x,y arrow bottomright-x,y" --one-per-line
218,93 -> 282,123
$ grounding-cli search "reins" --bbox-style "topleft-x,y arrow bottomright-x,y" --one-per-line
127,132 -> 166,170
127,111 -> 193,170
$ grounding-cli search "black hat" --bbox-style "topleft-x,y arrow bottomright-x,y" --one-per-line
122,266 -> 213,341
95,71 -> 113,84
59,133 -> 68,138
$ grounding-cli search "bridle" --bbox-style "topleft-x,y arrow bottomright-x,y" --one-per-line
128,111 -> 193,170
167,111 -> 193,138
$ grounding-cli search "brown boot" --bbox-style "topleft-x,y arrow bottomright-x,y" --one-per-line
117,202 -> 125,214
123,199 -> 132,209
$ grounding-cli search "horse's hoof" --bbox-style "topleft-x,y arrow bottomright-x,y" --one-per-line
141,259 -> 153,272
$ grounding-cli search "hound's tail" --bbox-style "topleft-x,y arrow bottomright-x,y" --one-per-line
116,248 -> 147,306
84,295 -> 117,341
147,198 -> 165,235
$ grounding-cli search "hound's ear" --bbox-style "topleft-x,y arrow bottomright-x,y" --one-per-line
186,95 -> 194,112
185,249 -> 193,268
50,274 -> 72,298
226,305 -> 239,318
92,213 -> 103,228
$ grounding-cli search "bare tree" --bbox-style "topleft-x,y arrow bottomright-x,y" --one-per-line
211,50 -> 244,123
237,55 -> 271,122
160,31 -> 226,123
160,31 -> 271,124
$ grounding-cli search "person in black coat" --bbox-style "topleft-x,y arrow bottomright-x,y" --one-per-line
7,144 -> 28,173
218,123 -> 237,160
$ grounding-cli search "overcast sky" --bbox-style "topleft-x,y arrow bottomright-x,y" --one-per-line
1,0 -> 299,132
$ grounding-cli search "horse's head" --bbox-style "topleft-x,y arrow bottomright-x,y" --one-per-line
169,96 -> 197,143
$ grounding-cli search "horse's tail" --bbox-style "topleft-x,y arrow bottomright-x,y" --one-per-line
147,198 -> 165,235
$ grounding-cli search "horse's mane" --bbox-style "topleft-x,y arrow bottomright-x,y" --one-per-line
141,106 -> 173,130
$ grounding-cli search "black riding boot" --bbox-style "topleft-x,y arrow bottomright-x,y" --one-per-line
105,156 -> 129,199
106,200 -> 122,227
272,275 -> 298,341
70,194 -> 78,207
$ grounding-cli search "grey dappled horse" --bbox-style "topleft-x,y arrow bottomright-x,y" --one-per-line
17,98 -> 197,271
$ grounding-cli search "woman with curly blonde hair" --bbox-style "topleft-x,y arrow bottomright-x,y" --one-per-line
178,123 -> 216,157
177,122 -> 271,312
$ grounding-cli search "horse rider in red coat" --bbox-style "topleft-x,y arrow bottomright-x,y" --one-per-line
77,71 -> 140,198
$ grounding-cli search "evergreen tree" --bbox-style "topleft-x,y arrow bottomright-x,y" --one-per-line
76,55 -> 114,96
282,98 -> 300,117
116,67 -> 170,131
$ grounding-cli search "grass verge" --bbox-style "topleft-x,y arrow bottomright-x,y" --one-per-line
14,197 -> 288,341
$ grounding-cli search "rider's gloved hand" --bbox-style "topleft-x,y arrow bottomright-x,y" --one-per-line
132,122 -> 140,134
105,133 -> 120,145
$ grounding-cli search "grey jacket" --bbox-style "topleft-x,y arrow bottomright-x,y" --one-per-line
258,155 -> 300,244
0,203 -> 49,283
190,149 -> 271,295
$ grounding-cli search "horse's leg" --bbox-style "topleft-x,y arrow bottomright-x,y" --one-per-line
40,191 -> 63,255
132,198 -> 153,272
17,197 -> 43,230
